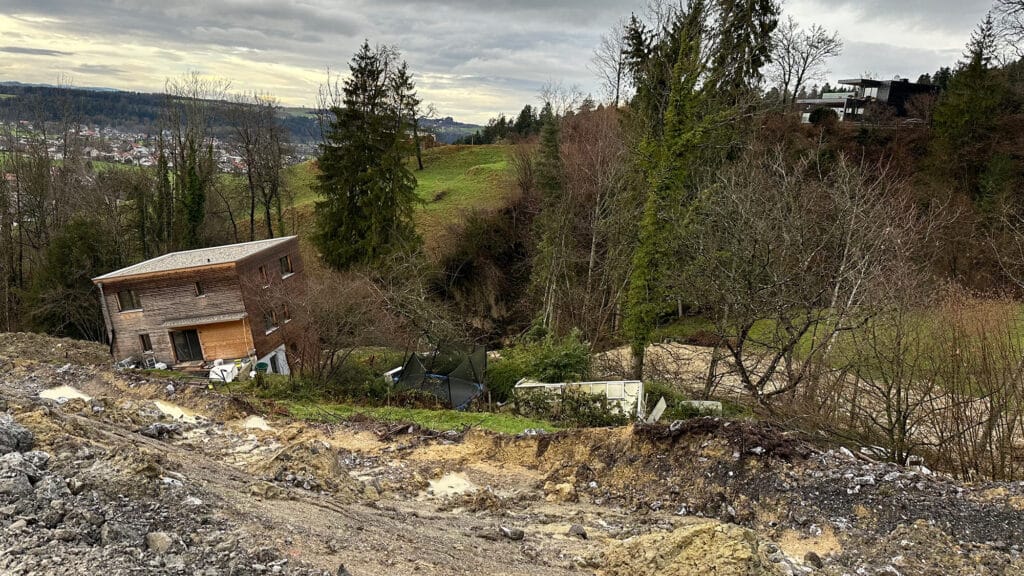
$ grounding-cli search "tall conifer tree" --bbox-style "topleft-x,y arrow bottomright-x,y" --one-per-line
314,41 -> 420,269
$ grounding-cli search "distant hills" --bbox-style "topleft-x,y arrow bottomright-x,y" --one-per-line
419,117 -> 484,144
0,82 -> 482,145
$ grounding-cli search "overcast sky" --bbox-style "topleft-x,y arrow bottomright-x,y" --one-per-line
0,0 -> 996,123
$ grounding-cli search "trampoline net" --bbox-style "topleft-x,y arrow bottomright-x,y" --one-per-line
395,344 -> 487,409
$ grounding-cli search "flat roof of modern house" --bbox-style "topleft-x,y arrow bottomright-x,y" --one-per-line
839,78 -> 884,87
93,236 -> 296,282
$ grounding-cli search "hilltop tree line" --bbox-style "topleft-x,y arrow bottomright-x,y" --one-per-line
0,84 -> 320,144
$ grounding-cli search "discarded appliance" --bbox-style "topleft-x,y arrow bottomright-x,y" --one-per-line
513,379 -> 646,419
393,345 -> 487,410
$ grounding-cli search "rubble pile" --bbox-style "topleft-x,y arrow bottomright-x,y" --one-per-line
2,333 -> 1024,575
0,412 -> 331,575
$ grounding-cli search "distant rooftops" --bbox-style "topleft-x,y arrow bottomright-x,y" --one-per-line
93,236 -> 296,282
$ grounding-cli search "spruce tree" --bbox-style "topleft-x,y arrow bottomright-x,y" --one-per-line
314,41 -> 420,269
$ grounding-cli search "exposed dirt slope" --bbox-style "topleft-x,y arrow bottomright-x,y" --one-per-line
1,333 -> 1023,575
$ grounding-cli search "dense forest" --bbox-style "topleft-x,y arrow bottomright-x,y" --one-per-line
7,0 -> 1024,481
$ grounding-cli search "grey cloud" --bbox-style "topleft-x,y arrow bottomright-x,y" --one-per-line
829,40 -> 962,81
0,0 -> 985,122
796,0 -> 992,33
73,64 -> 127,76
0,46 -> 73,56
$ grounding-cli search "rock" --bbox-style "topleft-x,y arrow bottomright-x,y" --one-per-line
7,518 -> 27,531
146,531 -> 175,554
0,414 -> 34,455
249,481 -> 286,499
22,451 -> 50,470
0,451 -> 43,483
336,564 -> 352,576
67,477 -> 87,495
603,521 -> 794,576
100,521 -> 141,546
804,551 -> 823,569
568,524 -> 588,539
34,476 -> 71,500
500,526 -> 525,541
140,423 -> 181,440
544,480 -> 577,502
0,472 -> 33,497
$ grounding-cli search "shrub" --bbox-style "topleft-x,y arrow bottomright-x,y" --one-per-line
486,329 -> 591,401
512,386 -> 628,428
809,107 -> 839,125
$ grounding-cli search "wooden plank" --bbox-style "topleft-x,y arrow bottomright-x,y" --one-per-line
197,320 -> 250,360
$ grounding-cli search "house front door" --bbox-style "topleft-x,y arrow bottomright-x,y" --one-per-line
171,330 -> 203,362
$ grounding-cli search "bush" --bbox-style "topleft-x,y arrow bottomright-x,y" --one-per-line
486,329 -> 591,401
809,107 -> 839,126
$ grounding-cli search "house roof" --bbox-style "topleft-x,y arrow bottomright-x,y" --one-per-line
93,236 -> 296,282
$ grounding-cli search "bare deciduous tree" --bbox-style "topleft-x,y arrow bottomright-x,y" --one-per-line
591,18 -> 632,107
227,92 -> 289,240
768,16 -> 842,105
684,146 -> 926,406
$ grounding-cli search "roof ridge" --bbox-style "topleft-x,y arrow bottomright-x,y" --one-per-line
93,236 -> 297,282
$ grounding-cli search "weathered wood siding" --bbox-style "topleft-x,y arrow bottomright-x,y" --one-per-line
99,267 -> 246,364
235,237 -> 306,359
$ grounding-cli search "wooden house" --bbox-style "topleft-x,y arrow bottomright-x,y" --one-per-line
92,236 -> 303,374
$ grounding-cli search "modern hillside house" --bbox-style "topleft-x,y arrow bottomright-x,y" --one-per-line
796,78 -> 939,122
92,236 -> 303,375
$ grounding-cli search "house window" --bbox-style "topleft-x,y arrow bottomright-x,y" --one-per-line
279,255 -> 294,276
264,310 -> 278,333
269,353 -> 280,374
117,289 -> 142,311
282,304 -> 291,323
258,265 -> 269,287
139,334 -> 153,353
194,281 -> 205,297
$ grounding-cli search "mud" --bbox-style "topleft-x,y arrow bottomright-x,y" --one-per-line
1,336 -> 1024,575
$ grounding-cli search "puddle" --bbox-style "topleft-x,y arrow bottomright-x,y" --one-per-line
240,415 -> 273,431
39,385 -> 92,402
153,400 -> 199,423
427,472 -> 477,497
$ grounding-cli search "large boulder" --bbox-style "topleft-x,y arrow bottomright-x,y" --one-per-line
0,414 -> 34,455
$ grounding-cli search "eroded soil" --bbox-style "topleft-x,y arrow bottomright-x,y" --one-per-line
1,333 -> 1023,575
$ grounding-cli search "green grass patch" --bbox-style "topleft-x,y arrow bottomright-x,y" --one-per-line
650,316 -> 717,344
277,145 -> 514,257
284,401 -> 557,434
284,159 -> 320,206
412,144 -> 512,254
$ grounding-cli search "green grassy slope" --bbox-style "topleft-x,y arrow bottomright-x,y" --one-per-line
284,144 -> 513,256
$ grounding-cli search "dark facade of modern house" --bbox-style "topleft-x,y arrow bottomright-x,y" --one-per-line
92,236 -> 304,374
796,78 -> 939,122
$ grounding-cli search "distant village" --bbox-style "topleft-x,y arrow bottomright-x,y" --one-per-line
0,120 -> 317,172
